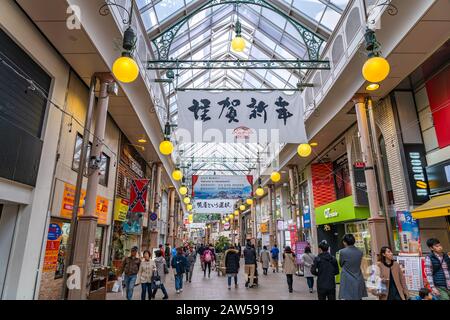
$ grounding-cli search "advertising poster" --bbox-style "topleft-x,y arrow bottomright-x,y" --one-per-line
396,211 -> 421,254
122,211 -> 143,235
288,224 -> 298,252
43,223 -> 62,272
295,241 -> 309,265
303,207 -> 311,229
114,198 -> 129,221
60,183 -> 109,225
397,255 -> 423,291
192,175 -> 253,213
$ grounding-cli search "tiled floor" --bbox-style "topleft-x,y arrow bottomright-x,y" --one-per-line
107,259 -> 376,301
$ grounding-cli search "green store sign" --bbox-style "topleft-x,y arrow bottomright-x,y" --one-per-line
315,196 -> 370,225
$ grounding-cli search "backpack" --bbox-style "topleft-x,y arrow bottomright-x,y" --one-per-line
204,251 -> 212,262
176,256 -> 186,274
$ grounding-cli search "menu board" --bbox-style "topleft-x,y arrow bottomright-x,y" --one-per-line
396,255 -> 422,291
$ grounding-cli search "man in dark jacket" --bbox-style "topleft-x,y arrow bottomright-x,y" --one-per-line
311,240 -> 339,300
243,241 -> 257,288
224,245 -> 240,289
171,247 -> 188,294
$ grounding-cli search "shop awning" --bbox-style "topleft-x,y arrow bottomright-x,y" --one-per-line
412,194 -> 450,219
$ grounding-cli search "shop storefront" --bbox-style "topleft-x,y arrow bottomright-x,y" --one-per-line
315,196 -> 371,265
111,135 -> 148,271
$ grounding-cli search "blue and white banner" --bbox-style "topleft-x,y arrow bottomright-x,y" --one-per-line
176,91 -> 307,144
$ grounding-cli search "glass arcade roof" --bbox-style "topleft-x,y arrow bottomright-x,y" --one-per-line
137,0 -> 350,177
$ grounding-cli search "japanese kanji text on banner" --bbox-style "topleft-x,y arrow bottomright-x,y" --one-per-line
192,175 -> 253,214
176,91 -> 307,144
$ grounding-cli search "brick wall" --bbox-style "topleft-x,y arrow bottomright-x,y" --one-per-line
374,97 -> 410,211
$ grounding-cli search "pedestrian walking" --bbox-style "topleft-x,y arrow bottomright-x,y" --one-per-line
152,250 -> 169,299
202,245 -> 215,278
198,244 -> 206,271
311,240 -> 339,300
164,243 -> 171,268
338,234 -> 368,300
119,246 -> 141,300
260,246 -> 270,275
136,250 -> 155,300
371,246 -> 409,300
224,245 -> 240,289
243,241 -> 257,288
282,246 -> 297,293
301,246 -> 316,293
186,246 -> 197,283
424,238 -> 450,300
270,244 -> 280,273
171,247 -> 188,294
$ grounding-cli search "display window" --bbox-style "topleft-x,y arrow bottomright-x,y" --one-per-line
53,220 -> 105,279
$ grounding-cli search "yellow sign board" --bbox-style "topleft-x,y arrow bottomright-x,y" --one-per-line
114,198 -> 129,222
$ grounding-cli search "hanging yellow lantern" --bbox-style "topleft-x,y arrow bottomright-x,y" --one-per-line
229,214 -> 234,219
112,55 -> 139,83
183,197 -> 191,204
231,36 -> 246,52
255,187 -> 264,197
234,210 -> 239,215
271,171 -> 281,182
239,205 -> 246,211
297,143 -> 312,158
225,217 -> 229,222
179,186 -> 188,196
172,169 -> 183,181
222,220 -> 226,224
159,139 -> 174,155
187,204 -> 193,211
246,198 -> 253,205
362,56 -> 390,83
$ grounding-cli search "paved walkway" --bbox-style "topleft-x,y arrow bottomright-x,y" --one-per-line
107,259 -> 374,300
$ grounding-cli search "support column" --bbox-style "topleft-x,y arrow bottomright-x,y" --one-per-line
167,188 -> 176,247
367,98 -> 394,249
69,74 -> 114,300
353,95 -> 389,262
288,165 -> 303,242
150,162 -> 162,250
268,184 -> 276,247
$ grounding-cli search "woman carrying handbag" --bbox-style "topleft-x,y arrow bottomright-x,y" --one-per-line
152,249 -> 169,299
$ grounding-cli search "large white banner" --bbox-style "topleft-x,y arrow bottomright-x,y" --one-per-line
177,91 -> 307,144
192,175 -> 253,214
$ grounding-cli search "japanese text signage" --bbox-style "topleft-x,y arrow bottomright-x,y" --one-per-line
60,183 -> 109,225
192,175 -> 253,214
177,91 -> 307,144
403,144 -> 429,204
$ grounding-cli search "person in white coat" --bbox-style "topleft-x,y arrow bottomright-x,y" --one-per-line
301,246 -> 316,293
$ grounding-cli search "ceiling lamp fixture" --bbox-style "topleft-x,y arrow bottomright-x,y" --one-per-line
172,168 -> 183,181
179,185 -> 188,196
110,1 -> 139,83
160,122 -> 174,155
362,28 -> 390,84
271,171 -> 281,183
231,4 -> 246,52
138,137 -> 147,143
297,143 -> 312,158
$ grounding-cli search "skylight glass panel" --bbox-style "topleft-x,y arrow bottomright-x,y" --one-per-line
265,71 -> 286,88
254,30 -> 277,51
291,0 -> 327,24
320,6 -> 341,30
154,0 -> 185,23
140,7 -> 157,31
